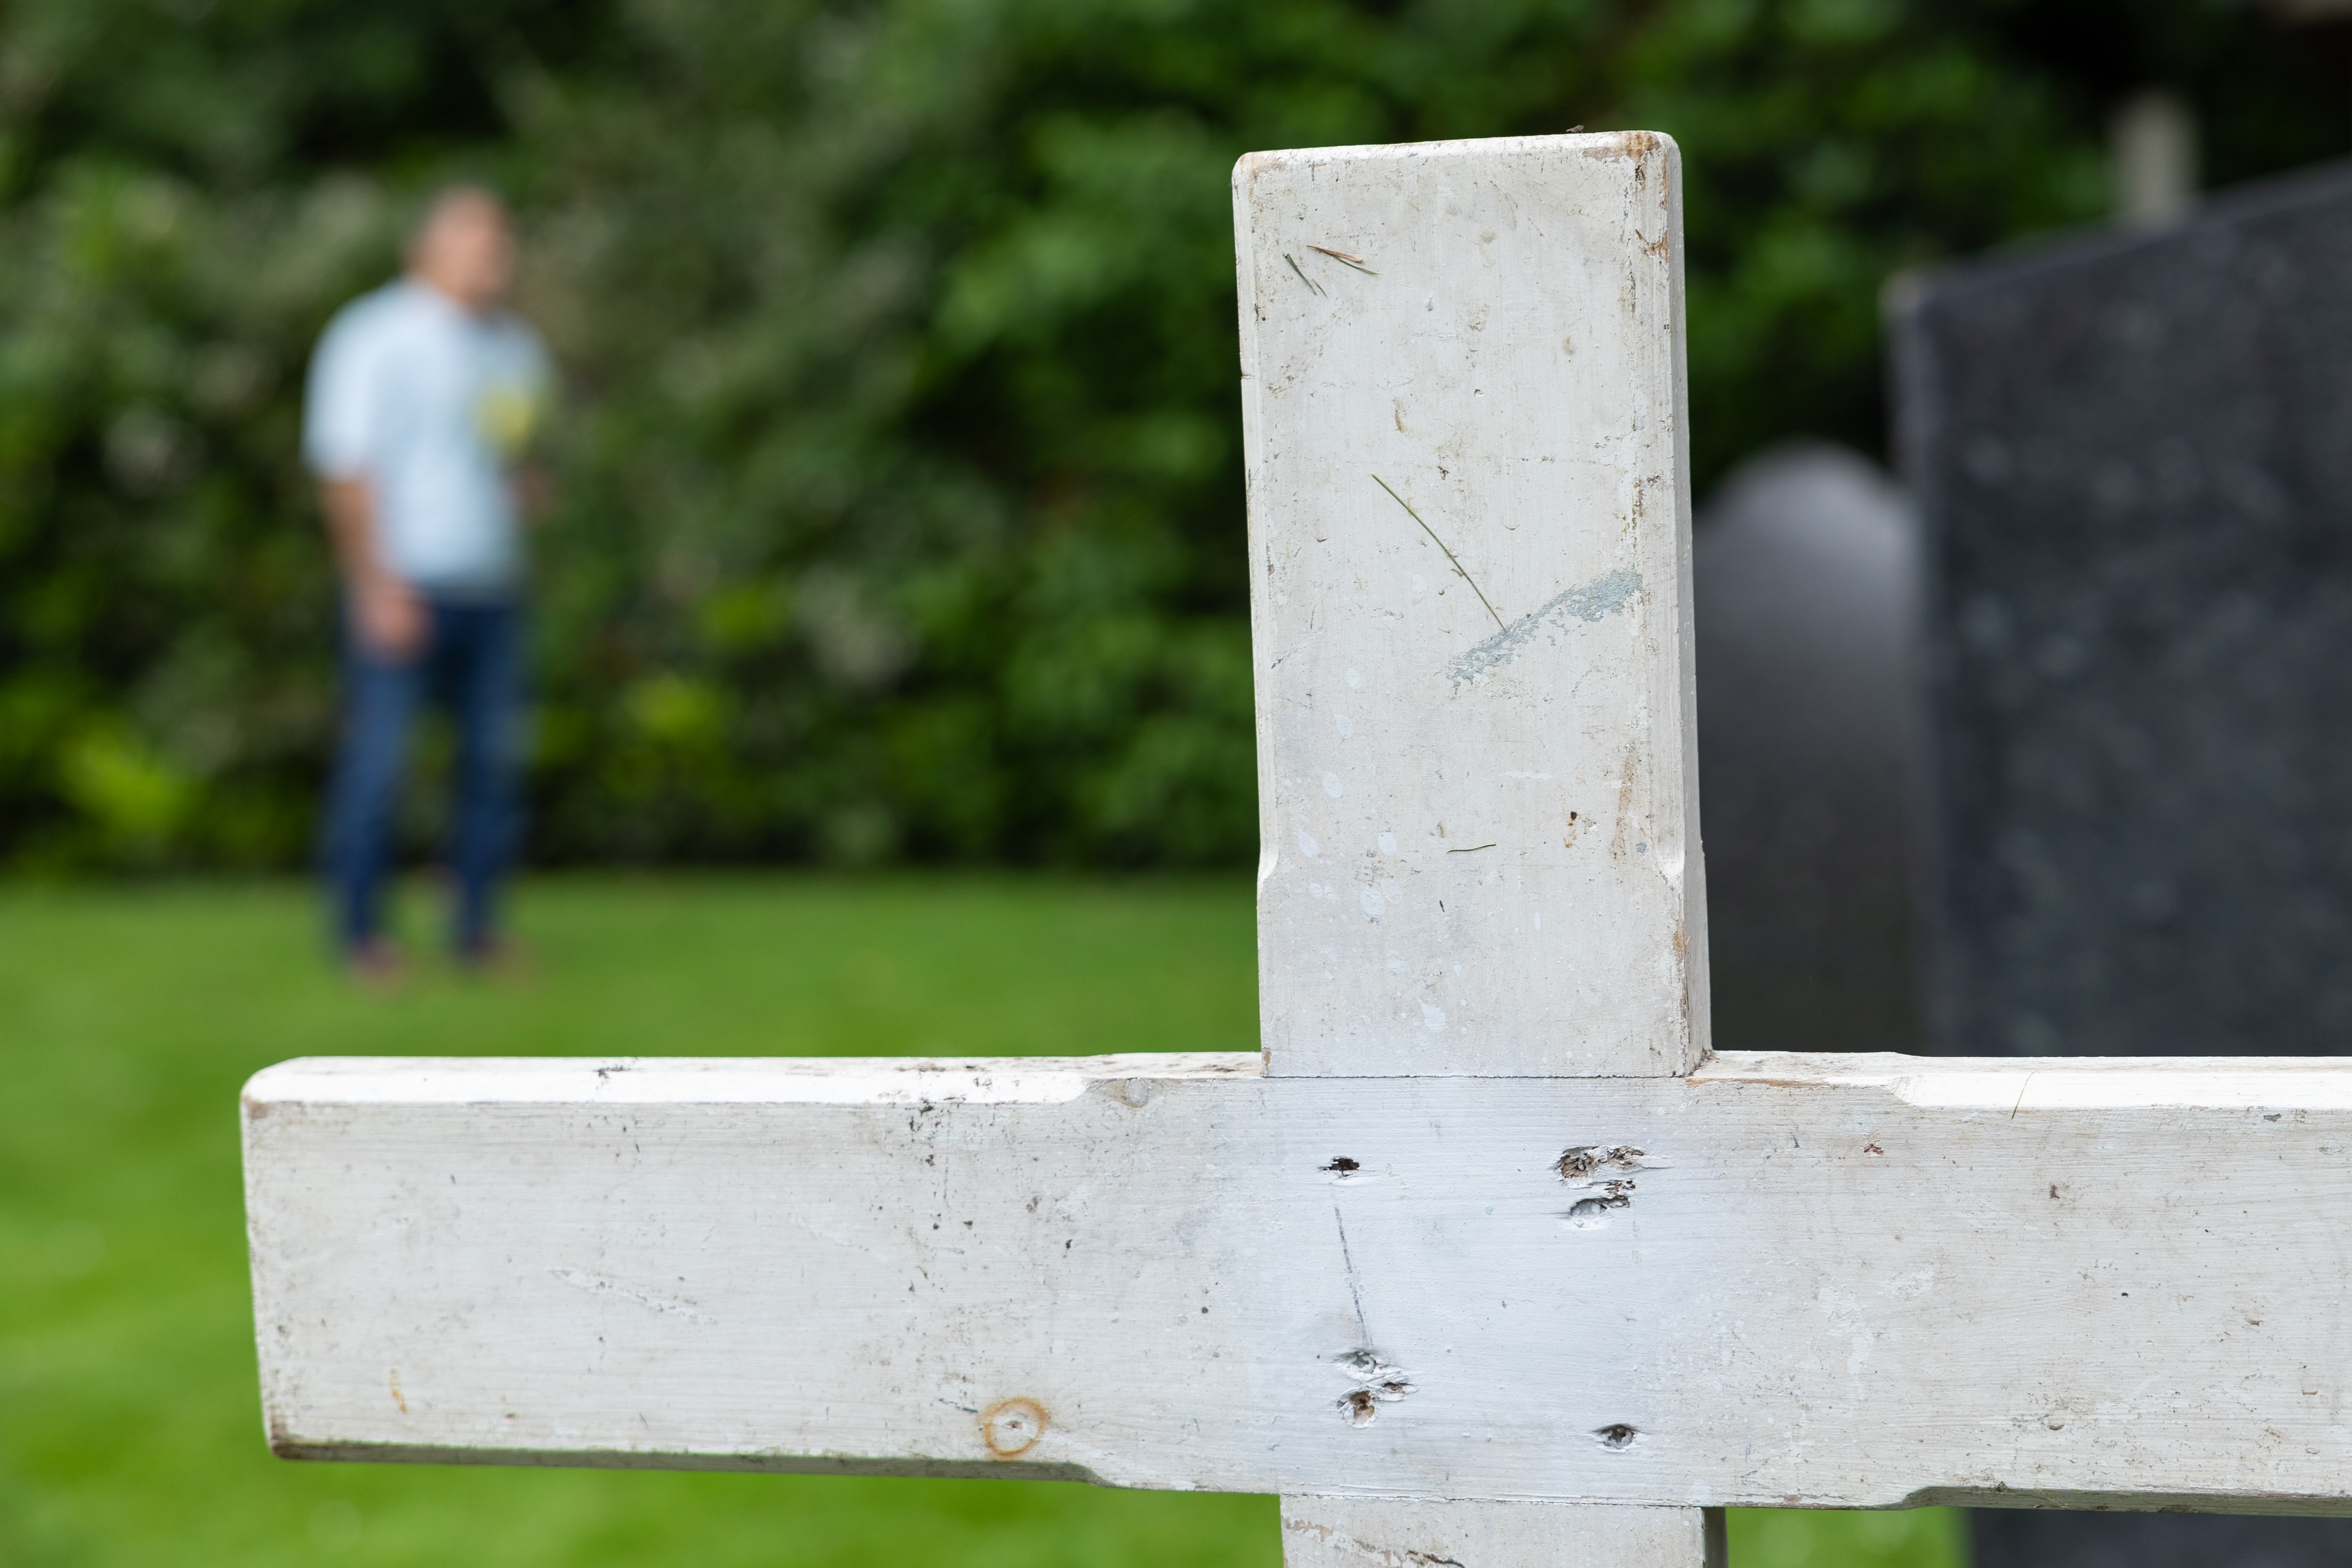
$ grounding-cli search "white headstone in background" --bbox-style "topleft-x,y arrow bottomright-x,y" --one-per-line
2111,89 -> 2198,228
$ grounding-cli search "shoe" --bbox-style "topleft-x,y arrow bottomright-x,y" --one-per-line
345,939 -> 408,991
456,934 -> 532,981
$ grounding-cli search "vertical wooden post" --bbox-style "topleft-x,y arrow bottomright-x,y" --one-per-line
1282,1498 -> 1727,1568
1233,132 -> 1717,1560
1235,133 -> 1707,1081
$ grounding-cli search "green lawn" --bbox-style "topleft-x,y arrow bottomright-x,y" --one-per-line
0,876 -> 1965,1567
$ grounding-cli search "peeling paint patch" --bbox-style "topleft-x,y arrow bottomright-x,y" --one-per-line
1564,1194 -> 1628,1229
1334,1349 -> 1414,1426
1557,1143 -> 1653,1182
1451,567 -> 1642,683
1556,1144 -> 1655,1229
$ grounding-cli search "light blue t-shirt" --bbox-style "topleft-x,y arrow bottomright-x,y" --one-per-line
303,280 -> 551,597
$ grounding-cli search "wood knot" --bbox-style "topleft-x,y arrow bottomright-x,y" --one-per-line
979,1398 -> 1047,1459
1334,1349 -> 1413,1426
1557,1145 -> 1644,1182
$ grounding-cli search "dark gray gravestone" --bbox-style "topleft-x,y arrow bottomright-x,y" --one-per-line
1895,159 -> 2352,1567
1693,442 -> 1928,1055
1970,1513 -> 2352,1568
1897,160 -> 2352,1062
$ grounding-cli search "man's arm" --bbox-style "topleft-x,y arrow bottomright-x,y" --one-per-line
512,462 -> 552,526
321,477 -> 427,660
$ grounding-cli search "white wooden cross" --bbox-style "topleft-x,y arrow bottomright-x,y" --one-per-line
243,133 -> 2352,1568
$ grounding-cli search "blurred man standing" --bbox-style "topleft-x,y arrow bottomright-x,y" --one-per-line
304,187 -> 550,981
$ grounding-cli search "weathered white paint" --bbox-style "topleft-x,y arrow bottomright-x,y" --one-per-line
1280,1498 -> 1722,1568
245,1050 -> 2352,1513
1235,132 -> 1704,1079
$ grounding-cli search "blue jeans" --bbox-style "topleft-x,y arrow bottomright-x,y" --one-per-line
320,596 -> 525,956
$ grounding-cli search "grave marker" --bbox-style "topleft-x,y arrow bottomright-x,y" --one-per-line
247,135 -> 2352,1568
1691,443 -> 1925,1055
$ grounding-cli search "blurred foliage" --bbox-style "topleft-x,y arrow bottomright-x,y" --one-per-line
1,0 -> 2345,869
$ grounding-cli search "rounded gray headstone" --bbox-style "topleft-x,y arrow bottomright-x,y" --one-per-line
1693,441 -> 1927,1055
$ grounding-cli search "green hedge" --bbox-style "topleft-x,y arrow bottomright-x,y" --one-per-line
1,0 -> 2341,868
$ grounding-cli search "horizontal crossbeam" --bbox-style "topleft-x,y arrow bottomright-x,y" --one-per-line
246,1051 -> 2352,1513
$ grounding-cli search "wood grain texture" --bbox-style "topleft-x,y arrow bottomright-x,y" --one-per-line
1234,132 -> 1707,1079
247,1050 -> 2352,1512
1280,1499 -> 1723,1568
